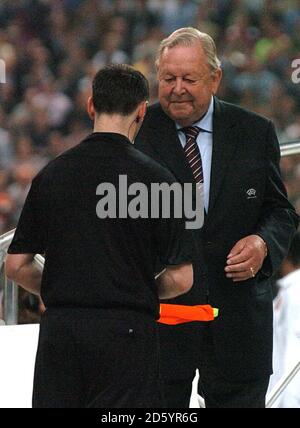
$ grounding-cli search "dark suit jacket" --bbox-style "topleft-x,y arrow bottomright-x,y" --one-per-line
135,97 -> 299,382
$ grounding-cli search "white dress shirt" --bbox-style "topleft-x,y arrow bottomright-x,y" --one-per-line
176,96 -> 214,212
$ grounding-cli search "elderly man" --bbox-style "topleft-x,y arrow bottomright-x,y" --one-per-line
135,27 -> 299,408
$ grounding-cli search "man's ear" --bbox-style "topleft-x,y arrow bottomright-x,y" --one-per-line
211,68 -> 222,95
138,100 -> 148,122
87,96 -> 96,120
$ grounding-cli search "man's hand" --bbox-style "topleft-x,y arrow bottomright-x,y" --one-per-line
225,235 -> 268,282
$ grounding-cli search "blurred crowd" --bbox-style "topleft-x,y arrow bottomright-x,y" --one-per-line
0,0 -> 299,235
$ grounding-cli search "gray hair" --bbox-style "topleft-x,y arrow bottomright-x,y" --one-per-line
156,27 -> 221,72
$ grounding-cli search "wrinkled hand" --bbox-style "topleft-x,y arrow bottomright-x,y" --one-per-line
225,235 -> 267,282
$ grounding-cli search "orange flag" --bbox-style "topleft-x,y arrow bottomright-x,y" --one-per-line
158,303 -> 218,325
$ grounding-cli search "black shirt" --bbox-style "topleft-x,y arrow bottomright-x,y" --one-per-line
8,132 -> 193,318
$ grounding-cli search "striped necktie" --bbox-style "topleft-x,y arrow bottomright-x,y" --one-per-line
181,126 -> 203,186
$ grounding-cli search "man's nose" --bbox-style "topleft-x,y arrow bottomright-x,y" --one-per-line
173,78 -> 186,95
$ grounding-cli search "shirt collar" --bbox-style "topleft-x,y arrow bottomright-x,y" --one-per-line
176,96 -> 214,133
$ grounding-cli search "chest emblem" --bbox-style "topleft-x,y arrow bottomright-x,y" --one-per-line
246,188 -> 257,199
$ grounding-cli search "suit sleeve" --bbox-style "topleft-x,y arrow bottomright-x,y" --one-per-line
254,121 -> 299,277
150,168 -> 194,267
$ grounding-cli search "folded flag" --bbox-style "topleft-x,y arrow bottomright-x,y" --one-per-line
158,304 -> 219,325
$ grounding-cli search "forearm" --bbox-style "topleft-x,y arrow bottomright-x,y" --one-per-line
255,208 -> 299,276
156,269 -> 180,299
254,121 -> 299,274
156,264 -> 193,300
6,257 -> 43,296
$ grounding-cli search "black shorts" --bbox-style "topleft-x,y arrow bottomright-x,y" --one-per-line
33,307 -> 163,408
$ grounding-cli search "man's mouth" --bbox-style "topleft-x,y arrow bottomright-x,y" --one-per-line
170,100 -> 193,104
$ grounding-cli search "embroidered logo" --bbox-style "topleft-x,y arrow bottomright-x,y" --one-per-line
246,188 -> 257,199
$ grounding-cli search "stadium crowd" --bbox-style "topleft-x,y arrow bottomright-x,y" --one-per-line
0,0 -> 299,236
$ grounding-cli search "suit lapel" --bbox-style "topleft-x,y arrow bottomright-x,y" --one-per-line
207,98 -> 238,215
147,102 -> 239,217
148,108 -> 194,184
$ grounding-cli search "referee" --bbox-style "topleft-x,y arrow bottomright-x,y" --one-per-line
6,65 -> 194,408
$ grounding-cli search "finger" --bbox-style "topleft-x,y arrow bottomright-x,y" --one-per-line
226,270 -> 252,280
227,247 -> 254,264
227,254 -> 249,265
227,241 -> 246,258
225,261 -> 250,273
233,277 -> 250,282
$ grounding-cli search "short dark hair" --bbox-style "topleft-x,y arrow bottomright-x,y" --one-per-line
92,64 -> 149,115
287,231 -> 300,266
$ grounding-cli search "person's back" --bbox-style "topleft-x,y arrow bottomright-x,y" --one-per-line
6,65 -> 194,408
34,130 -> 189,317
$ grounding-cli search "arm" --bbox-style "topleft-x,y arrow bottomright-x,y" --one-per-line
225,121 -> 299,281
6,174 -> 47,293
254,121 -> 299,274
225,234 -> 268,281
155,262 -> 193,300
5,253 -> 43,296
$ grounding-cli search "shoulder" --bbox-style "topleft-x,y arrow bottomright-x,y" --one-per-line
215,98 -> 272,129
136,103 -> 176,153
145,102 -> 164,118
142,102 -> 173,127
131,147 -> 176,184
32,139 -> 87,186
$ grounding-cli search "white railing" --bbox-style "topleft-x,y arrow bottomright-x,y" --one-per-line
266,360 -> 300,408
0,231 -> 43,325
280,141 -> 300,157
0,230 -> 19,324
